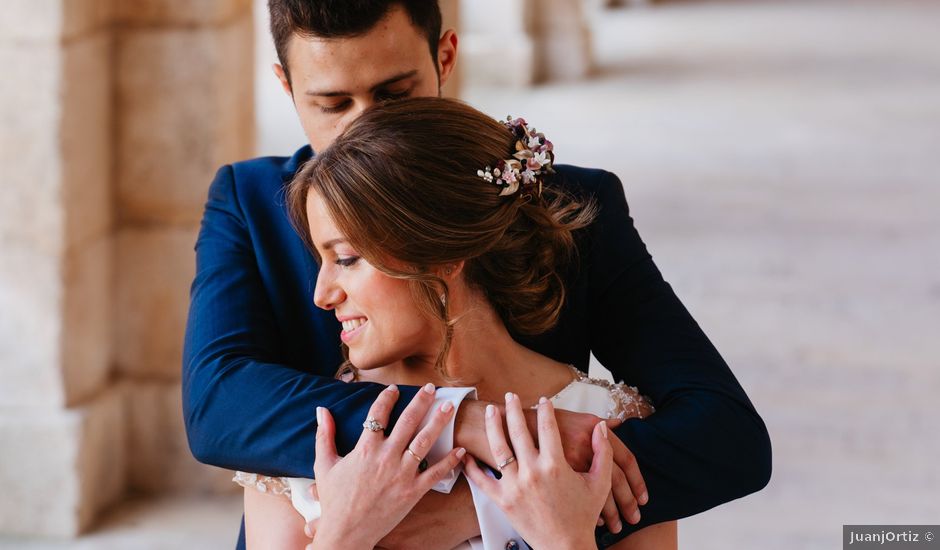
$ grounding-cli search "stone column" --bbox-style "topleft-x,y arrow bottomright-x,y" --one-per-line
0,0 -> 123,537
111,0 -> 255,495
459,0 -> 593,87
0,0 -> 255,537
533,0 -> 594,82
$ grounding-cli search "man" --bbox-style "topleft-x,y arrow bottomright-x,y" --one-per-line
182,1 -> 772,548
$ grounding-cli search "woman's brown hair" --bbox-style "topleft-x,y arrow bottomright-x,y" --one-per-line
287,97 -> 596,378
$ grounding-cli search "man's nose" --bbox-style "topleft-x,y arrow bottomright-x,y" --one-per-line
350,98 -> 374,119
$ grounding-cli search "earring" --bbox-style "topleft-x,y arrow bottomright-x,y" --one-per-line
444,266 -> 454,275
439,293 -> 447,306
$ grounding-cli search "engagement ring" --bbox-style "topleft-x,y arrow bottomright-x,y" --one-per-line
362,417 -> 384,432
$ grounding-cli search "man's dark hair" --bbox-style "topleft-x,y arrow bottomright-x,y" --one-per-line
269,0 -> 442,85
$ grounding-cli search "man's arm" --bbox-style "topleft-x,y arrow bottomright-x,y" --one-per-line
182,164 -> 425,477
584,171 -> 772,544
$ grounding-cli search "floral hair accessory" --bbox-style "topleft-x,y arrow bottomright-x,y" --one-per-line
477,116 -> 555,200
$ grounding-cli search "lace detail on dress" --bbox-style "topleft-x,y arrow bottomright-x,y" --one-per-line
233,471 -> 292,498
553,366 -> 656,422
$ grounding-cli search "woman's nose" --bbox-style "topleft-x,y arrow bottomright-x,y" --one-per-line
313,271 -> 345,311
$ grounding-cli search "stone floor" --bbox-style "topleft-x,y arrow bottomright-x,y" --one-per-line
5,0 -> 938,548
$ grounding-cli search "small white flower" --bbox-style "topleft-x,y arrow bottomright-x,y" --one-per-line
532,150 -> 551,168
527,135 -> 542,149
521,168 -> 537,183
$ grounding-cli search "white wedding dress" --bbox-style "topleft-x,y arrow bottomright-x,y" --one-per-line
235,367 -> 653,550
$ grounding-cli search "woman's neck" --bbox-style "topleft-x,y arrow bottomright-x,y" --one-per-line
358,300 -> 575,407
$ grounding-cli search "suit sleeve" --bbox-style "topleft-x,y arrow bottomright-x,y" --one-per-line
584,171 -> 772,545
181,165 -> 421,478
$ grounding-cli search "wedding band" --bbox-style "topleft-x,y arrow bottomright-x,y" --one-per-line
362,417 -> 384,432
406,448 -> 429,472
496,455 -> 516,471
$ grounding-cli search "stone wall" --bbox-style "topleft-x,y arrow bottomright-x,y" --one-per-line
0,0 -> 254,537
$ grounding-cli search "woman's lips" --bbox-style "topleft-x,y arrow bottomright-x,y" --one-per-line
340,317 -> 368,343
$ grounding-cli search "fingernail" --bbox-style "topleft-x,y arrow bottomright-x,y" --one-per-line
539,396 -> 548,405
304,523 -> 313,537
597,517 -> 604,526
441,400 -> 454,413
613,519 -> 623,533
423,382 -> 435,394
386,384 -> 398,392
456,447 -> 466,459
504,392 -> 513,403
600,422 -> 609,439
639,491 -> 649,505
316,406 -> 324,424
631,509 -> 641,523
486,404 -> 496,418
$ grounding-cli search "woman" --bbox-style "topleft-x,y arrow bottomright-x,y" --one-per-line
236,98 -> 677,549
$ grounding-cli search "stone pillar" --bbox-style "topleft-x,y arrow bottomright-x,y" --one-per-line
459,0 -> 593,87
0,0 -> 255,538
0,0 -> 123,537
533,0 -> 594,82
111,0 -> 255,495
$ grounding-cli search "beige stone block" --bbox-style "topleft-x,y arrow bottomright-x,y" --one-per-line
124,380 -> 237,495
61,32 -> 114,249
62,235 -> 113,406
114,226 -> 198,379
0,244 -> 65,407
116,14 -> 255,225
113,0 -> 251,26
0,0 -> 111,43
0,42 -> 64,256
0,386 -> 126,537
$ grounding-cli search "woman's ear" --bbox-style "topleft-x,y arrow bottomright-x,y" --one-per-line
440,260 -> 465,280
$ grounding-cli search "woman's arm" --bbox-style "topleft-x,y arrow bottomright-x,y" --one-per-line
244,487 -> 308,550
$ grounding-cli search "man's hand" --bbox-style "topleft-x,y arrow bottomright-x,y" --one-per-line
455,399 -> 649,535
375,476 -> 480,550
532,408 -> 648,533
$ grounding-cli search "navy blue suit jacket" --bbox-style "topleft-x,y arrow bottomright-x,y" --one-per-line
183,145 -> 771,548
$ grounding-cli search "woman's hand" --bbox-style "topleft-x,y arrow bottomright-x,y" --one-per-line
463,393 -> 612,550
308,383 -> 466,550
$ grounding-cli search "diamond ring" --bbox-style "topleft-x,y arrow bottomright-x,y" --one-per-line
362,417 -> 384,432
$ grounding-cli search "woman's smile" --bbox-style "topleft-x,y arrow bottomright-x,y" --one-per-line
339,316 -> 369,343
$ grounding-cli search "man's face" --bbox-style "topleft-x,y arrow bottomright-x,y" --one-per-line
276,6 -> 457,152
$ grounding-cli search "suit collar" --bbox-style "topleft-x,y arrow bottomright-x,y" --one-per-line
281,144 -> 315,182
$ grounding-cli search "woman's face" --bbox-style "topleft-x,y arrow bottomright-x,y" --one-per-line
307,192 -> 438,370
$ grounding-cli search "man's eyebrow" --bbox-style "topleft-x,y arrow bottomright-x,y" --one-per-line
305,70 -> 419,97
